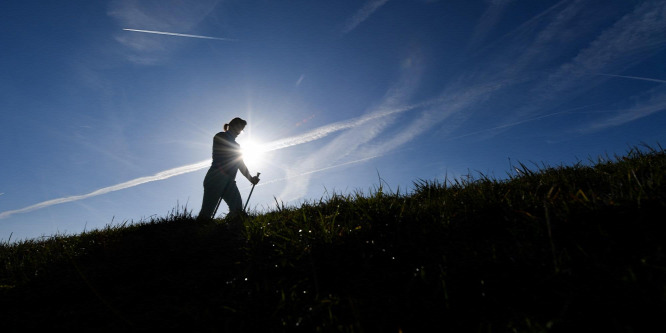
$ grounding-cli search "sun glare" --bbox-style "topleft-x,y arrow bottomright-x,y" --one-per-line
241,139 -> 266,169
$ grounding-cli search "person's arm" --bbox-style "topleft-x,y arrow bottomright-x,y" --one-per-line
239,160 -> 259,184
239,160 -> 251,181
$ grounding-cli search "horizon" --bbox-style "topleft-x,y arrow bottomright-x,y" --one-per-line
2,0 -> 666,242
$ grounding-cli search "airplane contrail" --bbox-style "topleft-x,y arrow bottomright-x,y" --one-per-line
597,73 -> 666,84
254,155 -> 382,188
0,160 -> 211,219
263,104 -> 419,152
0,105 -> 419,219
123,28 -> 236,41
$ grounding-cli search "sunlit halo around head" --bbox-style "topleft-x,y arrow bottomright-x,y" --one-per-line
241,139 -> 266,170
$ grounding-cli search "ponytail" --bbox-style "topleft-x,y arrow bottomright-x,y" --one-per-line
225,117 -> 247,131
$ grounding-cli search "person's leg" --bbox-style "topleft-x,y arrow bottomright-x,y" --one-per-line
197,169 -> 228,220
197,185 -> 221,220
222,181 -> 243,217
221,181 -> 245,234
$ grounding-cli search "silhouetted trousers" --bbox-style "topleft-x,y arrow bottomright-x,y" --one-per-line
197,168 -> 242,220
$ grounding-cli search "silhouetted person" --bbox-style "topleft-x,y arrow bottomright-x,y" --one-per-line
197,117 -> 260,221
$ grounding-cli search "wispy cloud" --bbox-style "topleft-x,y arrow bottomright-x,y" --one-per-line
445,104 -> 600,142
581,86 -> 666,132
278,55 -> 424,201
467,0 -> 515,51
296,74 -> 305,86
540,1 -> 666,98
319,0 -> 666,184
256,155 -> 382,188
470,0 -> 572,66
357,79 -> 510,159
109,0 -> 220,30
333,0 -> 666,173
123,28 -> 235,41
597,73 -> 666,84
264,103 -> 421,152
342,0 -> 390,34
273,49 -> 513,202
471,0 -> 666,133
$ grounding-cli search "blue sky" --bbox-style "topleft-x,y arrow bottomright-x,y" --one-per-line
2,0 -> 665,242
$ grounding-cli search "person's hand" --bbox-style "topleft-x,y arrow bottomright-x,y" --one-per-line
250,175 -> 260,185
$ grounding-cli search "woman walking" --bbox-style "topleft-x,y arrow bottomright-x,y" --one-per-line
197,117 -> 260,221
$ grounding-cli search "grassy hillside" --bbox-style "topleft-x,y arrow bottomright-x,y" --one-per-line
1,145 -> 665,332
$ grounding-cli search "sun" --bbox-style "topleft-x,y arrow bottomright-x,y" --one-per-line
240,139 -> 266,170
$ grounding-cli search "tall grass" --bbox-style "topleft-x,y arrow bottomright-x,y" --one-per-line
1,145 -> 665,332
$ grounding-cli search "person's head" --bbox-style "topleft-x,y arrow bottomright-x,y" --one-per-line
224,117 -> 247,138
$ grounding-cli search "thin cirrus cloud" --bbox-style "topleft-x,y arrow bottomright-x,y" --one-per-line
581,86 -> 666,133
338,0 -> 666,182
596,74 -> 666,84
467,0 -> 666,133
540,1 -> 666,95
342,0 -> 390,34
534,1 -> 666,130
278,0 -> 587,201
466,0 -> 515,51
277,55 -> 426,201
284,0 -> 666,202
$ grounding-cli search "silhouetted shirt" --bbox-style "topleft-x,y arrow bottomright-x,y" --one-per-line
211,131 -> 242,179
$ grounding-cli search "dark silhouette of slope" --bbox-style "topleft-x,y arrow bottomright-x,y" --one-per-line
2,146 -> 665,332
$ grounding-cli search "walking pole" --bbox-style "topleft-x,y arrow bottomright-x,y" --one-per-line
243,172 -> 260,213
211,197 -> 222,219
212,180 -> 233,219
